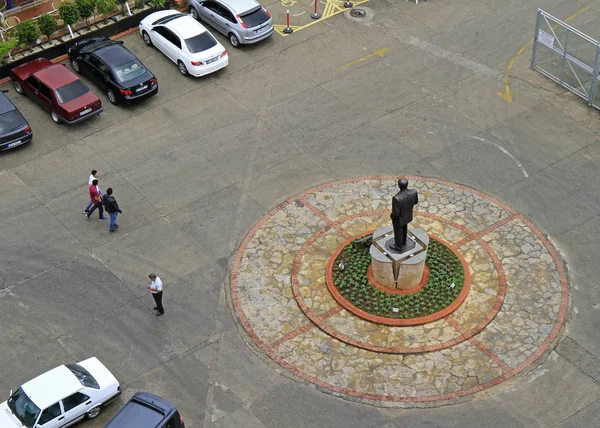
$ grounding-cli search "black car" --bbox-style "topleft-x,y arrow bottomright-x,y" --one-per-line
68,37 -> 158,105
0,90 -> 33,151
104,392 -> 185,428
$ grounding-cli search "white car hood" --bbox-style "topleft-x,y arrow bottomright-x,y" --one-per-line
78,358 -> 119,389
0,401 -> 24,428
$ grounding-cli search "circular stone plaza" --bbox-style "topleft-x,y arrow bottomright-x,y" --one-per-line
231,176 -> 567,406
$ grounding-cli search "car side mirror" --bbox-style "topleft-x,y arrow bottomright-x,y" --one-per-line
77,55 -> 83,60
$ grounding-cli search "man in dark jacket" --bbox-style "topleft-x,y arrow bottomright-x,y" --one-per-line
102,188 -> 123,232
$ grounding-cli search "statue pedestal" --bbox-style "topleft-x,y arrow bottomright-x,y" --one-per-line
369,226 -> 429,290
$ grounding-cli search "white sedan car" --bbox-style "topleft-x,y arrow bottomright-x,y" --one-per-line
140,10 -> 228,77
0,357 -> 121,428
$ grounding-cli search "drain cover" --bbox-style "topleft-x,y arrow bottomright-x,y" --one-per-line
349,8 -> 366,18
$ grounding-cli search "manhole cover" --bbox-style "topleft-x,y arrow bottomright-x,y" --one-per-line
349,8 -> 366,18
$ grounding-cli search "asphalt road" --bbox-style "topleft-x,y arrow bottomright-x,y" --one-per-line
1,0 -> 600,426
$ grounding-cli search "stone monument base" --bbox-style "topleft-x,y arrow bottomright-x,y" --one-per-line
369,226 -> 429,290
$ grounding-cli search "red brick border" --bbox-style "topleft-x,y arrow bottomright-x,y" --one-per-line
323,233 -> 471,327
230,176 -> 569,403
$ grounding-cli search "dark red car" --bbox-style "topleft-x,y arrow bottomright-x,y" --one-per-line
10,58 -> 103,125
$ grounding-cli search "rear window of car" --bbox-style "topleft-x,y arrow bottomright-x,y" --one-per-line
66,364 -> 100,389
114,60 -> 146,83
0,110 -> 26,134
106,401 -> 164,427
239,6 -> 269,28
185,32 -> 218,53
55,80 -> 89,104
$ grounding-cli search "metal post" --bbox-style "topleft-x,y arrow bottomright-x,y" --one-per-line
311,0 -> 321,19
559,29 -> 568,83
588,44 -> 600,106
531,9 -> 542,69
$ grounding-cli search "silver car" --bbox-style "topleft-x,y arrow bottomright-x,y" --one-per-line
188,0 -> 274,48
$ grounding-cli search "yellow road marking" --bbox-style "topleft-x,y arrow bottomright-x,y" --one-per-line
340,47 -> 388,69
273,0 -> 369,36
498,6 -> 590,103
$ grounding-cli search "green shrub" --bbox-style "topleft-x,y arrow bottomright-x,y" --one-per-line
15,19 -> 40,47
0,39 -> 18,62
76,0 -> 95,25
96,0 -> 116,22
59,1 -> 81,27
134,0 -> 144,8
37,14 -> 58,40
150,0 -> 165,9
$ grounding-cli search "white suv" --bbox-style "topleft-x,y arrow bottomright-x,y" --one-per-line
0,357 -> 121,428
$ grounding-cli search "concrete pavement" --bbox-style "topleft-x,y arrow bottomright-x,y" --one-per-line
1,0 -> 600,426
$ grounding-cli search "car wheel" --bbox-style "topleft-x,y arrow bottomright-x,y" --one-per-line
71,58 -> 81,73
106,88 -> 117,105
85,407 -> 101,420
178,61 -> 188,76
190,7 -> 199,19
51,112 -> 62,124
142,31 -> 152,46
14,81 -> 24,94
229,33 -> 240,48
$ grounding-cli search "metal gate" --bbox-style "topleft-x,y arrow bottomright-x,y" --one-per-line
531,8 -> 600,109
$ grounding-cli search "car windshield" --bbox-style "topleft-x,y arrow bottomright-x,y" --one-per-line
185,32 -> 217,53
66,363 -> 100,389
0,110 -> 25,134
55,80 -> 89,104
113,60 -> 146,83
239,7 -> 269,28
7,388 -> 40,428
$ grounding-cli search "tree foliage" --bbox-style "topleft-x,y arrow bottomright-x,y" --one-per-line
150,0 -> 166,9
15,19 -> 40,47
0,39 -> 18,62
59,1 -> 81,27
37,14 -> 58,40
96,0 -> 116,21
76,0 -> 96,23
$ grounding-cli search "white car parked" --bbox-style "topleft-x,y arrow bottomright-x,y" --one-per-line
0,357 -> 121,428
140,10 -> 229,77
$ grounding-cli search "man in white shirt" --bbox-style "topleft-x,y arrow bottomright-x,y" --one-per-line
84,170 -> 102,213
148,273 -> 164,316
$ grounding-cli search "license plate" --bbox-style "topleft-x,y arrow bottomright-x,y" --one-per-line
80,108 -> 92,116
7,140 -> 22,148
255,26 -> 266,34
136,85 -> 148,93
206,56 -> 219,64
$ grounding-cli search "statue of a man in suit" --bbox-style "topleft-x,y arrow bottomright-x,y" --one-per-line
390,178 -> 419,251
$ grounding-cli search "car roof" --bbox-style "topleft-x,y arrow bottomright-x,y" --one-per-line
165,15 -> 208,39
34,64 -> 78,90
105,393 -> 177,427
21,365 -> 81,409
0,92 -> 16,115
95,44 -> 136,67
218,0 -> 260,14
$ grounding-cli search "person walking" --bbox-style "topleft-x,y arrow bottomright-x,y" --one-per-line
84,170 -> 101,213
102,188 -> 122,232
148,273 -> 164,316
86,179 -> 105,221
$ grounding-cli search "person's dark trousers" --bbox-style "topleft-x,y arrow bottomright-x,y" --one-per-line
152,291 -> 164,314
86,202 -> 104,219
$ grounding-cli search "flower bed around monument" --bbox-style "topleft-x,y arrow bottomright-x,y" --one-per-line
331,237 -> 465,319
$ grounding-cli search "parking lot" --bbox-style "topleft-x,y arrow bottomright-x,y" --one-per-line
2,0 -> 600,426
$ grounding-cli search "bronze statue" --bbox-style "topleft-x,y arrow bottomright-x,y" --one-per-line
390,178 -> 418,251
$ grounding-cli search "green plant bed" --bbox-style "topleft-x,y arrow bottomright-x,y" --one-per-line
332,238 -> 465,319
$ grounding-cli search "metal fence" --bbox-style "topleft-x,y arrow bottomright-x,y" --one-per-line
531,8 -> 600,109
